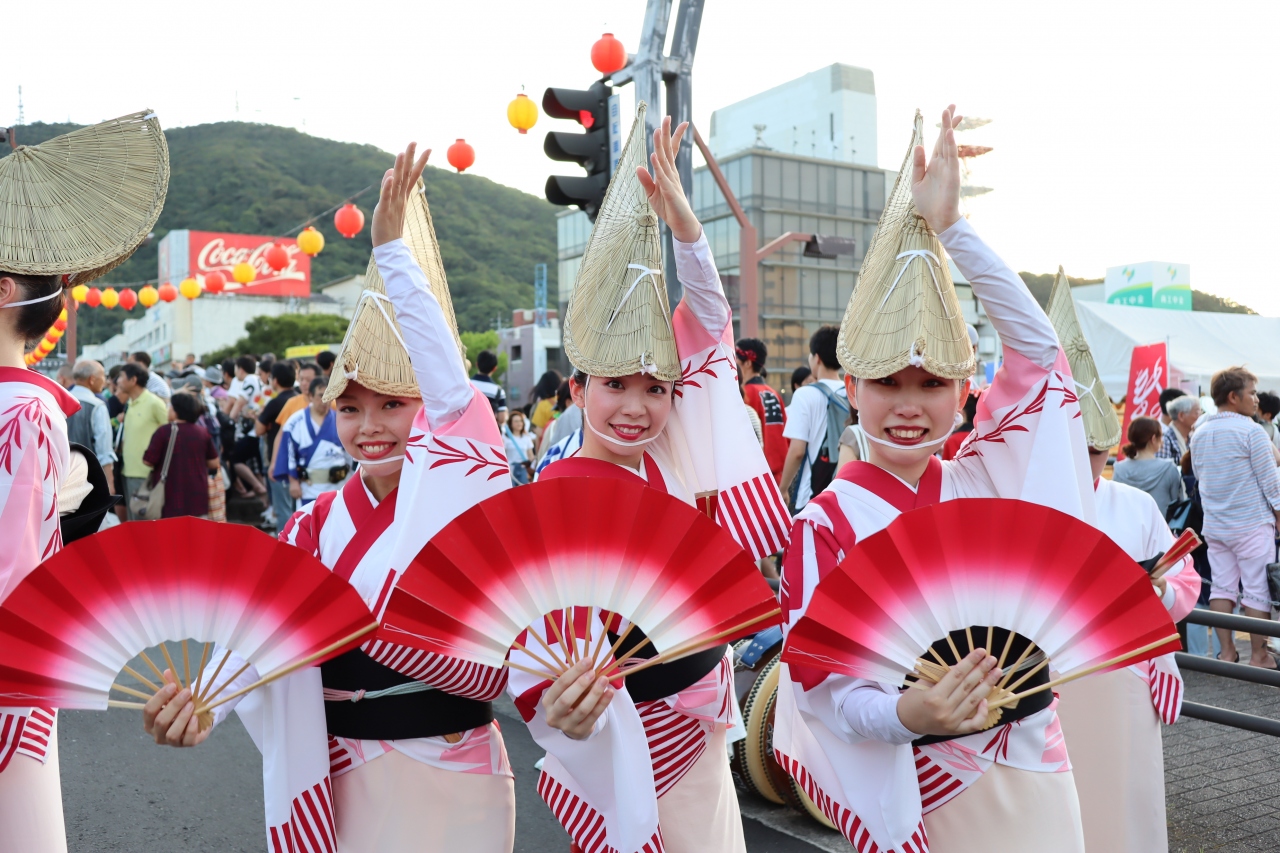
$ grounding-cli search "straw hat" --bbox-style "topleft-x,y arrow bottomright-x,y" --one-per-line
562,102 -> 679,382
324,179 -> 465,403
1048,266 -> 1121,451
0,110 -> 169,285
836,111 -> 974,380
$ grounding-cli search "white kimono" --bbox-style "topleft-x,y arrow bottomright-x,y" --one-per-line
507,232 -> 789,853
1055,476 -> 1200,853
203,239 -> 515,853
774,218 -> 1096,853
0,368 -> 75,853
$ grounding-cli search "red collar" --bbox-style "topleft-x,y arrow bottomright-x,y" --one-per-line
540,452 -> 668,494
0,366 -> 80,417
330,475 -> 399,582
835,456 -> 943,513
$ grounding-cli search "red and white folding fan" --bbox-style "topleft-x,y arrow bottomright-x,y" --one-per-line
379,476 -> 782,680
782,499 -> 1180,714
0,518 -> 376,720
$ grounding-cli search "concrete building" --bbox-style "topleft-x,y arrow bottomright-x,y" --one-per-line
81,294 -> 346,367
497,309 -> 562,406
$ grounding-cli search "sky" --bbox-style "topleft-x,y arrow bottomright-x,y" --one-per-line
10,0 -> 1280,313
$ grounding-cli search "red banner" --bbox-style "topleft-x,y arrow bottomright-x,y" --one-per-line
188,231 -> 311,297
1118,342 -> 1167,460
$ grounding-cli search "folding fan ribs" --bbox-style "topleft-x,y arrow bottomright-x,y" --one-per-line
379,476 -> 782,682
782,499 -> 1181,723
0,518 -> 377,723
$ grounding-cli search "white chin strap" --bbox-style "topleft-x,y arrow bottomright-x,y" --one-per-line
581,375 -> 666,448
852,376 -> 954,451
354,454 -> 406,468
3,289 -> 62,308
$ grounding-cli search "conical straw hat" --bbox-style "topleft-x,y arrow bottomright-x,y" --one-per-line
0,110 -> 169,285
1048,266 -> 1121,450
836,111 -> 974,380
324,179 -> 465,403
562,102 -> 679,382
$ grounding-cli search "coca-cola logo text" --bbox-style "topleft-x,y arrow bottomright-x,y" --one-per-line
195,238 -> 306,284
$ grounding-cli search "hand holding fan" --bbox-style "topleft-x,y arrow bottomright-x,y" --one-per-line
0,518 -> 377,726
782,499 -> 1180,724
379,476 -> 782,682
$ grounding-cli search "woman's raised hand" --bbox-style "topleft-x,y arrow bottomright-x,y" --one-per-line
911,105 -> 964,236
142,669 -> 213,748
896,648 -> 1001,737
371,143 -> 432,248
542,658 -> 615,740
636,116 -> 702,244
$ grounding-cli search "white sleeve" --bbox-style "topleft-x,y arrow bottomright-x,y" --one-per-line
373,239 -> 472,428
672,231 -> 731,335
838,683 -> 919,744
937,218 -> 1059,370
782,388 -> 816,442
198,647 -> 262,727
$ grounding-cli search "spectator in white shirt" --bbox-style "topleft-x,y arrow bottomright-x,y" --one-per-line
127,351 -> 172,400
1191,366 -> 1280,668
780,325 -> 849,510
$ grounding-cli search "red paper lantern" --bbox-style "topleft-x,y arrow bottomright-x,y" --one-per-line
118,288 -> 138,310
447,139 -> 475,173
53,317 -> 67,332
158,282 -> 178,303
265,243 -> 289,272
591,33 -> 627,75
204,271 -> 226,294
334,203 -> 365,239
85,287 -> 102,308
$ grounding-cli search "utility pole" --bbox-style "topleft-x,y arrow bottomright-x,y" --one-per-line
613,0 -> 704,309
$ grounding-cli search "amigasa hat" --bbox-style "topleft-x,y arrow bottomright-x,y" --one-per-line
836,110 -> 974,380
0,110 -> 169,285
562,102 -> 680,382
1047,266 -> 1121,451
324,179 -> 466,403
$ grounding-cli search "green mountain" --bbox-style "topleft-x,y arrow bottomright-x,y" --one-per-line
4,121 -> 558,344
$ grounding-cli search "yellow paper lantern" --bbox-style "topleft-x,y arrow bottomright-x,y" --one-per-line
71,284 -> 89,303
233,262 -> 256,285
100,287 -> 120,309
179,278 -> 202,300
48,327 -> 64,340
138,285 -> 159,307
507,93 -> 538,134
59,308 -> 68,322
297,227 -> 325,257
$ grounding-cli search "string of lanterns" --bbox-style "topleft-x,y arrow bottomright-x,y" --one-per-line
24,309 -> 68,366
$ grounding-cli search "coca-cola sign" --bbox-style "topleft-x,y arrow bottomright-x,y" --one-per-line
188,231 -> 311,297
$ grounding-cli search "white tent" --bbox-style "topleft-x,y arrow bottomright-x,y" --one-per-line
1074,301 -> 1280,398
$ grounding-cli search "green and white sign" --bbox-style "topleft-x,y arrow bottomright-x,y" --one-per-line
1105,262 -> 1191,310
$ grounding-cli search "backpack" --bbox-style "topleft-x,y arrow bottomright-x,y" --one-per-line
792,381 -> 850,506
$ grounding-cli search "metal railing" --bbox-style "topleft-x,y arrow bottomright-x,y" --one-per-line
1177,609 -> 1280,737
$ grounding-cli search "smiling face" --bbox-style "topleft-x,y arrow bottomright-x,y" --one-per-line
846,366 -> 965,468
570,372 -> 675,466
334,382 -> 423,477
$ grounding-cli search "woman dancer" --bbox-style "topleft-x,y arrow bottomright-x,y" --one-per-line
143,147 -> 516,853
507,106 -> 790,853
1048,268 -> 1199,853
774,107 -> 1096,853
0,110 -> 168,853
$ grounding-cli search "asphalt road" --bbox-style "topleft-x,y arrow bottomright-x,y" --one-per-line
58,699 -> 843,852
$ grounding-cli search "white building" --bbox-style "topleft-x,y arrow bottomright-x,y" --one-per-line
82,294 -> 346,366
708,64 -> 878,167
498,310 -> 562,405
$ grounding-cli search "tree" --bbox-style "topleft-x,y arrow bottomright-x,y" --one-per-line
204,314 -> 349,365
460,330 -> 507,379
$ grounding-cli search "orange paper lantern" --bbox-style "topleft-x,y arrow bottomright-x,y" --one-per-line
265,243 -> 290,272
85,288 -> 102,308
158,283 -> 178,303
447,139 -> 475,173
139,285 -> 159,307
118,288 -> 138,310
204,271 -> 226,294
334,204 -> 365,239
591,33 -> 627,75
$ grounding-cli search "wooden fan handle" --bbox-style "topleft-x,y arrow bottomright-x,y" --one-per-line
108,700 -> 147,710
511,640 -> 564,678
159,644 -> 181,688
121,665 -> 160,694
988,633 -> 1181,711
594,621 -> 638,678
197,622 -> 379,715
111,682 -> 156,702
603,610 -> 782,681
528,626 -> 568,673
503,659 -> 562,682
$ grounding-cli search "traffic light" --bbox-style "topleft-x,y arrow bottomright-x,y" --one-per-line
543,81 -> 614,221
